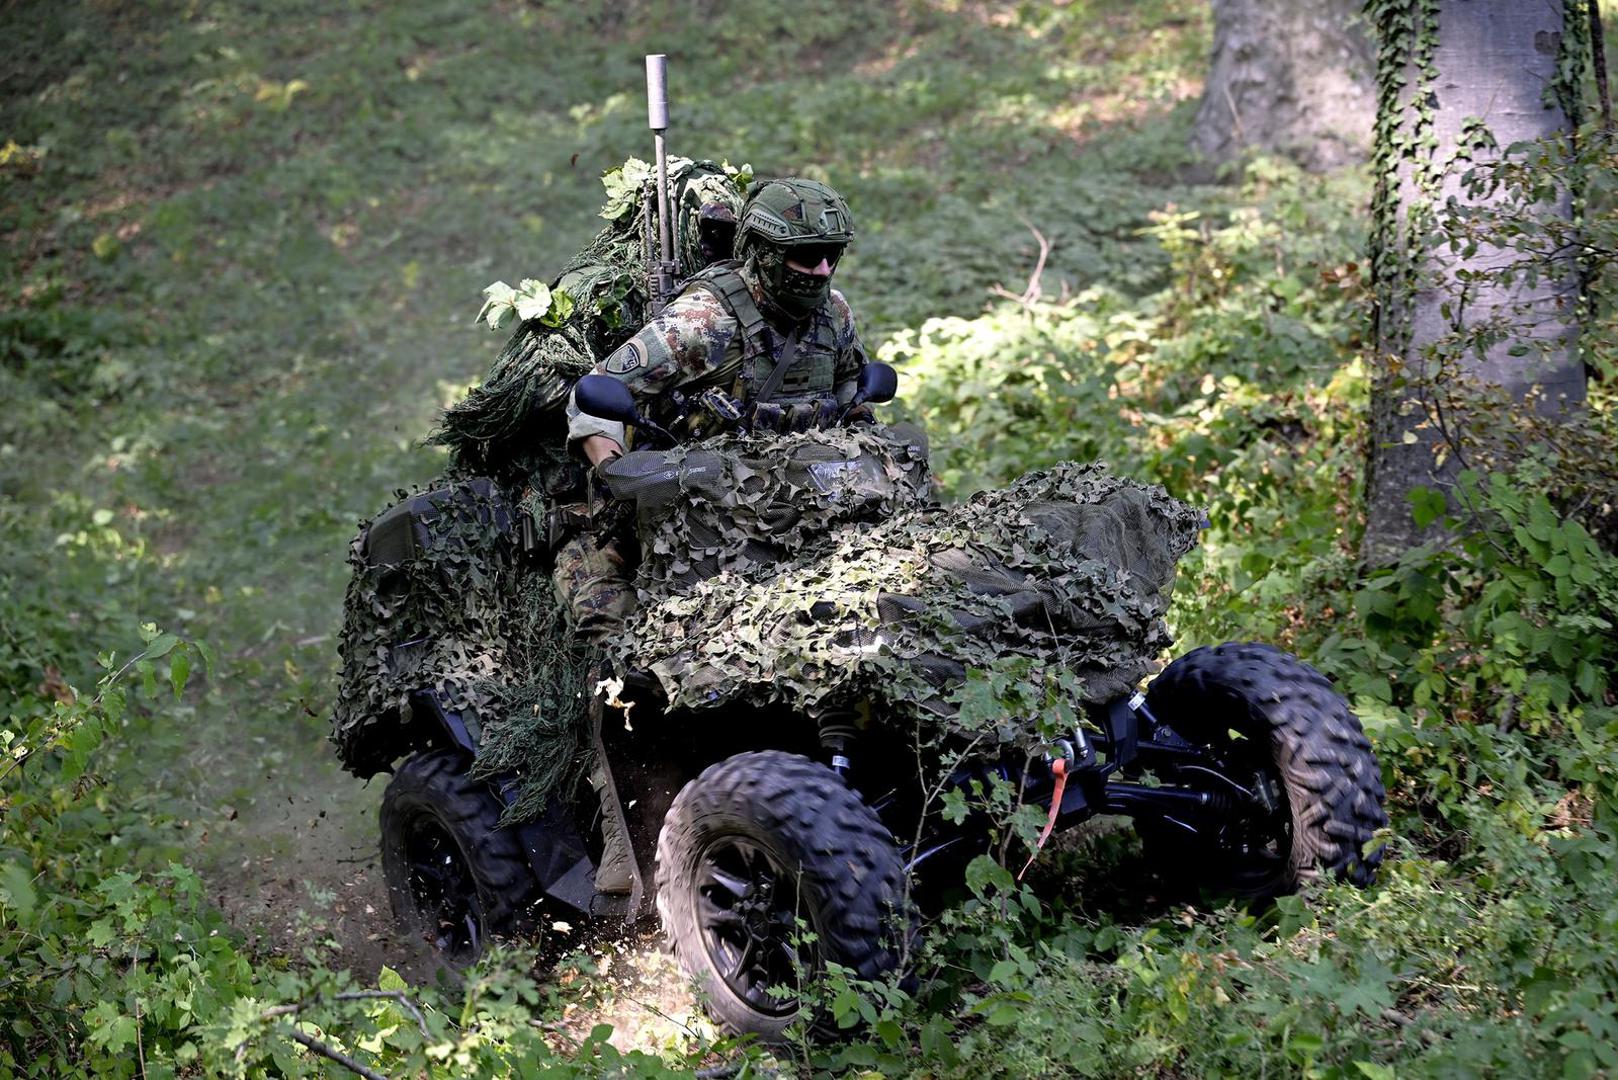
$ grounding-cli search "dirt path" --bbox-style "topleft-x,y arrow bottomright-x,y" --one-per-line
196,734 -> 708,1053
185,717 -> 404,982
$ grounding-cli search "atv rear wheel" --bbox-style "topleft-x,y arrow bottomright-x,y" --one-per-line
380,750 -> 538,966
1141,643 -> 1386,895
656,750 -> 910,1041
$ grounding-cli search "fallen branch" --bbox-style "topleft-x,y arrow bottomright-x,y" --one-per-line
285,1030 -> 390,1080
988,216 -> 1051,309
255,987 -> 435,1079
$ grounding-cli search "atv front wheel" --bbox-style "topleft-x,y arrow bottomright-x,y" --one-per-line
1141,643 -> 1387,895
656,750 -> 910,1040
380,750 -> 538,965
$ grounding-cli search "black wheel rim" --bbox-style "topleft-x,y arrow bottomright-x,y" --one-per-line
401,811 -> 484,963
694,835 -> 815,1017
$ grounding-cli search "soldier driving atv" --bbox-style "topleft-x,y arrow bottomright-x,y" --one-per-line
556,176 -> 880,893
556,176 -> 876,647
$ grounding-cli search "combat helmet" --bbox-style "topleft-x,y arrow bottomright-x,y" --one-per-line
735,177 -> 855,319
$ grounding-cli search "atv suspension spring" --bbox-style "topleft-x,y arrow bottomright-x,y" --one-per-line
817,710 -> 859,776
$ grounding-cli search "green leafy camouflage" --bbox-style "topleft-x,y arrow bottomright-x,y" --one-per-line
331,478 -> 523,778
600,422 -> 936,590
430,157 -> 748,485
330,477 -> 593,816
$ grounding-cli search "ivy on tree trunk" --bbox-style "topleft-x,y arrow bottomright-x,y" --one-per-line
1363,0 -> 1592,565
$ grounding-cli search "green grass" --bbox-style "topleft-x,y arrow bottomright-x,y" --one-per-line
5,1 -> 1618,1077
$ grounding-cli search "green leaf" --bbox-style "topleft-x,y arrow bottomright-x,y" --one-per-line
984,1001 -> 1022,1026
599,157 -> 652,219
540,288 -> 575,328
144,633 -> 179,661
513,278 -> 552,322
1288,1031 -> 1325,1057
919,1015 -> 958,1065
964,854 -> 1014,899
0,862 -> 37,917
378,965 -> 407,992
1275,893 -> 1312,938
476,280 -> 517,330
195,640 -> 218,680
1408,486 -> 1447,529
169,650 -> 191,701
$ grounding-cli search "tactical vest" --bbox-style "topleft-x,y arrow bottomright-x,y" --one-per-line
680,261 -> 841,407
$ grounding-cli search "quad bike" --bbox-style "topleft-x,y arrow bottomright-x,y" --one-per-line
331,364 -> 1387,1039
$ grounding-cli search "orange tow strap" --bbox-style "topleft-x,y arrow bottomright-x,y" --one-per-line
1018,757 -> 1068,882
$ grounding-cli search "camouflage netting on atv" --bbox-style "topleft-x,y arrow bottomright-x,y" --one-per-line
330,478 -> 593,813
600,422 -> 937,590
431,158 -> 747,486
613,454 -> 1205,733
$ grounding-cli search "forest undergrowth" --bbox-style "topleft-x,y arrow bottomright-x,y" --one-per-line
3,0 -> 1617,1077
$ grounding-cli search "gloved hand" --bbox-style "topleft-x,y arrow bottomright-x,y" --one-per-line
695,386 -> 745,429
840,402 -> 875,426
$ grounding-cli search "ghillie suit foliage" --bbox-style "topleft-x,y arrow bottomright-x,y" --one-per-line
430,158 -> 750,487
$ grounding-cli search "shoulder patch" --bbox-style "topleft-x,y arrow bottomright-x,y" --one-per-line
604,339 -> 645,374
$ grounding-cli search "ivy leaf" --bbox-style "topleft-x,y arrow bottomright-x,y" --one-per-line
0,861 -> 37,918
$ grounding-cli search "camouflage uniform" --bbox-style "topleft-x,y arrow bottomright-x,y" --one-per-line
554,262 -> 870,644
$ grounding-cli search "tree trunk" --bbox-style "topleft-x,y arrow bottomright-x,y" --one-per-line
1192,0 -> 1376,174
1363,0 -> 1590,565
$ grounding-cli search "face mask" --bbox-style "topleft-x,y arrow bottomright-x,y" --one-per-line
760,244 -> 843,318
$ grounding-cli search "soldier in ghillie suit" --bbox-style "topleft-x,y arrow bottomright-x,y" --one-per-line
557,176 -> 873,646
429,157 -> 749,489
331,158 -> 746,842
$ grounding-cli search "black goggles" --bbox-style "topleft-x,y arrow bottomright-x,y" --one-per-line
785,243 -> 845,269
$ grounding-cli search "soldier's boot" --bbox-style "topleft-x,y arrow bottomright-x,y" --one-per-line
588,759 -> 634,896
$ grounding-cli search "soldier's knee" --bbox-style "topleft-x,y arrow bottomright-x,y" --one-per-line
553,534 -> 634,639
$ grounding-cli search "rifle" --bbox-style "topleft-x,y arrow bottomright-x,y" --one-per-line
644,54 -> 678,317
